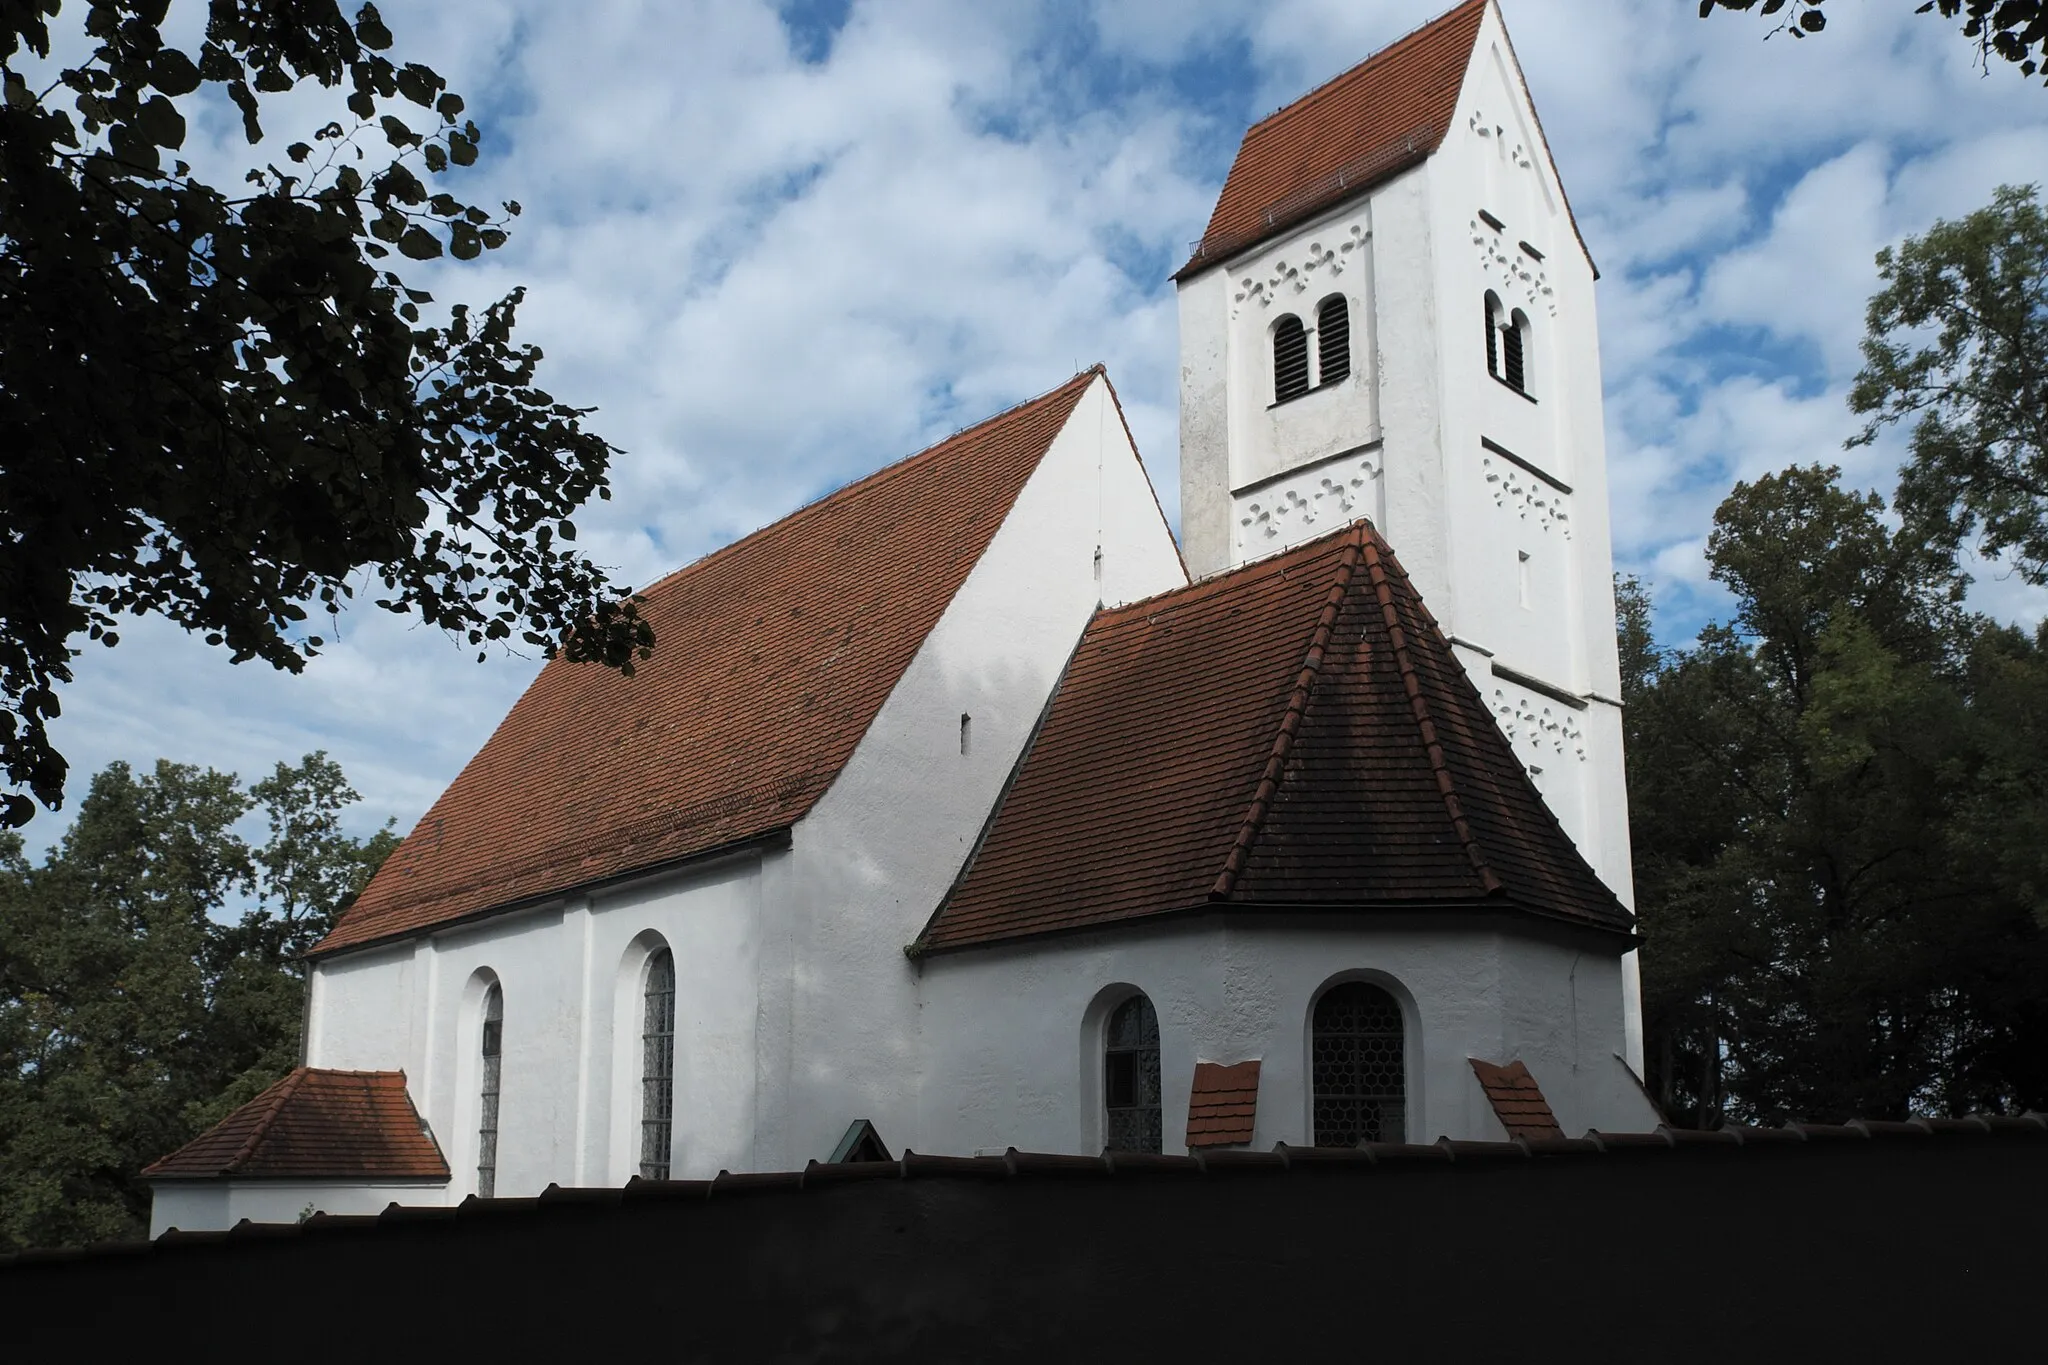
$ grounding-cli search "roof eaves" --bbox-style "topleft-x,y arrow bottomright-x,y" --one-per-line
1357,534 -> 1502,896
311,825 -> 795,962
1209,534 -> 1363,900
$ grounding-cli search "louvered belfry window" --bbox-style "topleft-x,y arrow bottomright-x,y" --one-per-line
1503,310 -> 1527,393
1317,296 -> 1350,385
1311,982 -> 1406,1146
1103,994 -> 1163,1154
477,983 -> 503,1197
1273,315 -> 1310,402
1485,295 -> 1501,379
640,948 -> 677,1180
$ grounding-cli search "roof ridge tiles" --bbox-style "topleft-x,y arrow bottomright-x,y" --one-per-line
1210,535 -> 1362,901
1359,534 -> 1502,896
223,1067 -> 310,1176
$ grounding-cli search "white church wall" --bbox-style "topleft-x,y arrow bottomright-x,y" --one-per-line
302,850 -> 768,1197
1427,3 -> 1642,1072
757,375 -> 1187,1170
915,920 -> 1654,1156
148,1180 -> 451,1238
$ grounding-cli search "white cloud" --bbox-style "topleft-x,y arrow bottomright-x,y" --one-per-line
22,0 -> 2048,852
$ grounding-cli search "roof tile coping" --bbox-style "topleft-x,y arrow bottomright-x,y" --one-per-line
1187,1060 -> 1264,1148
1469,1057 -> 1563,1142
13,1113 -> 2047,1263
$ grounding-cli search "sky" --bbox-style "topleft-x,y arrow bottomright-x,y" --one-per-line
20,0 -> 2048,853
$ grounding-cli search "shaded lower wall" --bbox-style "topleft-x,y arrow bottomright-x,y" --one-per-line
5,1128 -> 2042,1360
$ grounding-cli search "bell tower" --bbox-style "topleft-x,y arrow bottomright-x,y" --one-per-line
1173,0 -> 1643,1070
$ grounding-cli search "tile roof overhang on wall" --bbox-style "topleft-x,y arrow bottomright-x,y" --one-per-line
314,370 -> 1102,958
142,1069 -> 449,1182
916,524 -> 1632,955
1174,0 -> 1487,280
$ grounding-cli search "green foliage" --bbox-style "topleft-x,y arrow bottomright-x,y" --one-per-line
1698,0 -> 2048,82
0,751 -> 393,1250
0,2 -> 655,830
1852,185 -> 2048,581
1626,471 -> 2048,1128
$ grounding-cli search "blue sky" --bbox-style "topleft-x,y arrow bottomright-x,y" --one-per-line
20,0 -> 2048,852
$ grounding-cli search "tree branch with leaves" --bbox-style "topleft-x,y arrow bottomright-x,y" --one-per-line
0,1 -> 655,829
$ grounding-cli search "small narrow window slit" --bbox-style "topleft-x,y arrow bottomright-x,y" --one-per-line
1518,550 -> 1532,610
960,713 -> 971,756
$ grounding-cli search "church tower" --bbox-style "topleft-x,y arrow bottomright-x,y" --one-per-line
1175,0 -> 1640,1067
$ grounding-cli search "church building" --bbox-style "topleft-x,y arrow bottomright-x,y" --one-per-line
146,0 -> 1659,1235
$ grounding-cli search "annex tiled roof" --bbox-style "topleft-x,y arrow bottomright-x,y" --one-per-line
1176,1 -> 1486,277
1186,1061 -> 1262,1148
918,523 -> 1630,953
142,1070 -> 448,1181
1470,1058 -> 1563,1142
315,371 -> 1100,956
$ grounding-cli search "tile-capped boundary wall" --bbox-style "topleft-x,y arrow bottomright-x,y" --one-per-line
5,1115 -> 2043,1357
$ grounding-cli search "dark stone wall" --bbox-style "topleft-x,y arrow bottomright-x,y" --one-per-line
3,1132 -> 2040,1360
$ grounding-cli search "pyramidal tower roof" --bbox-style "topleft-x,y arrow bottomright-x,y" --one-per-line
918,524 -> 1631,954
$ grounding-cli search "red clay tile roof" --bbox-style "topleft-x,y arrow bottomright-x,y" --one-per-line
917,523 -> 1630,953
1186,1061 -> 1262,1148
1469,1058 -> 1564,1141
1176,1 -> 1486,278
315,371 -> 1100,957
143,1070 -> 448,1181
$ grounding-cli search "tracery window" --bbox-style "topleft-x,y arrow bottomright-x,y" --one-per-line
1103,993 -> 1162,1154
1317,295 -> 1350,385
477,982 -> 503,1197
1311,981 -> 1405,1146
1273,315 -> 1310,402
640,948 -> 676,1180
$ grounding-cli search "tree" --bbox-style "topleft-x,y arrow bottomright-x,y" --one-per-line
0,1 -> 655,830
1626,468 -> 2048,1127
1851,185 -> 2048,582
0,751 -> 392,1250
1698,0 -> 2048,83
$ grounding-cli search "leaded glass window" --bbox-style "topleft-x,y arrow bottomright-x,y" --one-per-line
640,948 -> 676,1180
1103,994 -> 1162,1154
1311,981 -> 1405,1146
477,982 -> 503,1198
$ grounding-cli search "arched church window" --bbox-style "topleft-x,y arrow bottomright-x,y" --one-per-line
1311,981 -> 1405,1146
1504,308 -> 1529,394
1103,993 -> 1162,1153
477,982 -> 503,1197
1484,291 -> 1503,381
640,948 -> 676,1180
1273,315 -> 1310,403
1316,295 -> 1350,385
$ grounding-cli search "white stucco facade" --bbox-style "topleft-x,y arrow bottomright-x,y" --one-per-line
151,4 -> 1661,1240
